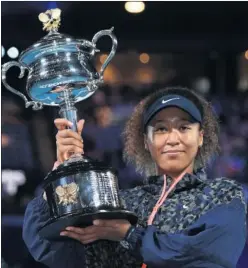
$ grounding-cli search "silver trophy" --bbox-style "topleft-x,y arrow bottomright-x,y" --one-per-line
2,8 -> 137,240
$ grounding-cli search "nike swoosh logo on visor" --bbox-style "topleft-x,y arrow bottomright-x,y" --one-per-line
162,97 -> 180,104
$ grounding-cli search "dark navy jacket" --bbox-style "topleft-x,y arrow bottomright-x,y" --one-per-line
23,169 -> 247,267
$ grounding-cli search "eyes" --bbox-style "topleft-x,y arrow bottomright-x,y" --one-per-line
153,124 -> 191,133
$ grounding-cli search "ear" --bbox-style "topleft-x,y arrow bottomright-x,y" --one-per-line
199,129 -> 204,148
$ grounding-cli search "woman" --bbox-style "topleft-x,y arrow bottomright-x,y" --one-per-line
23,87 -> 247,268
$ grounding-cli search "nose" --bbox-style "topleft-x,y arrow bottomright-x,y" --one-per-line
166,129 -> 180,146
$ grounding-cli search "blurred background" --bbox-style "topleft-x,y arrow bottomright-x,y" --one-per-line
1,1 -> 248,267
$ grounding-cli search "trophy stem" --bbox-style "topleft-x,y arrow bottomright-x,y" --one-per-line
59,90 -> 78,132
59,89 -> 84,163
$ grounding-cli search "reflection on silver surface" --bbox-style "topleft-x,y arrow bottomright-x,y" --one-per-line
90,171 -> 101,207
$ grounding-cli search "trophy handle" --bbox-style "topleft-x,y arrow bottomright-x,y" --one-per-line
92,27 -> 118,78
2,61 -> 43,110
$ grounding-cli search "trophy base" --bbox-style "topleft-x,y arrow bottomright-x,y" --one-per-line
39,209 -> 138,241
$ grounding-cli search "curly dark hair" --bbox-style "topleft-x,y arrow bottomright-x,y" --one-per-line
123,86 -> 220,177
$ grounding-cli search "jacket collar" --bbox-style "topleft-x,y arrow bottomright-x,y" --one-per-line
147,168 -> 208,197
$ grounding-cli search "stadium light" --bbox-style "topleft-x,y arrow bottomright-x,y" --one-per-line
7,47 -> 19,59
125,2 -> 145,14
2,46 -> 5,57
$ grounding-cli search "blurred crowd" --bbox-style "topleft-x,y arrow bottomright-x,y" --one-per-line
2,84 -> 248,209
208,93 -> 248,184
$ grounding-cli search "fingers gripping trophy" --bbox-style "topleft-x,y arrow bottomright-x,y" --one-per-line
2,8 -> 137,240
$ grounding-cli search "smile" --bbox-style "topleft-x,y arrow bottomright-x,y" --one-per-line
163,150 -> 184,155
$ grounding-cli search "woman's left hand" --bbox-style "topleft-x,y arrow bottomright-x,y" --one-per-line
60,219 -> 131,244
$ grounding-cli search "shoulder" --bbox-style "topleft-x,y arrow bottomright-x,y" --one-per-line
208,177 -> 243,193
205,177 -> 247,209
191,178 -> 247,232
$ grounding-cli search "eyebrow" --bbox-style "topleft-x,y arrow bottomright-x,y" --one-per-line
153,118 -> 192,124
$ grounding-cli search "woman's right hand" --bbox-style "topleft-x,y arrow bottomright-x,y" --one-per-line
54,118 -> 85,163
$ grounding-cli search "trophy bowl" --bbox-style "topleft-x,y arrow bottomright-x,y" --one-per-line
2,8 -> 137,241
2,9 -> 117,108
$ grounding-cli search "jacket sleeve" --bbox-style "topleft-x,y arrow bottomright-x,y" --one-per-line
127,198 -> 247,268
22,194 -> 86,268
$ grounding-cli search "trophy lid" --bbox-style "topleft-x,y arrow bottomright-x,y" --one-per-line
19,8 -> 94,66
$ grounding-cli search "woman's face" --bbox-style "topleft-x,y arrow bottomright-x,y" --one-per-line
144,107 -> 204,177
